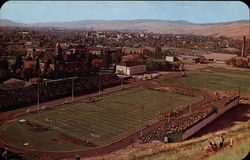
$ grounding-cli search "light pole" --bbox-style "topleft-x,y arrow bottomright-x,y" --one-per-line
238,82 -> 241,95
189,104 -> 192,115
206,82 -> 208,103
168,96 -> 171,122
42,76 -> 78,103
140,105 -> 144,137
37,83 -> 40,110
71,78 -> 74,102
98,73 -> 101,96
121,78 -> 124,90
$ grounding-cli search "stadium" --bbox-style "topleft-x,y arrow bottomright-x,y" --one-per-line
0,68 -> 247,159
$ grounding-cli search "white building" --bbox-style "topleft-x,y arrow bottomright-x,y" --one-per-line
165,56 -> 175,62
116,61 -> 146,75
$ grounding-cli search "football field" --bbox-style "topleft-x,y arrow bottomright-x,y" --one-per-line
0,87 -> 201,151
165,68 -> 250,94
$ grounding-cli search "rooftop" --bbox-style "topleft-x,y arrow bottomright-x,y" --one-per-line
117,61 -> 145,67
0,78 -> 33,91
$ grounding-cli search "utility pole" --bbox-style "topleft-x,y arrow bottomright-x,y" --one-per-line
238,82 -> 241,95
168,108 -> 171,122
168,96 -> 171,122
206,82 -> 208,103
98,73 -> 101,96
189,104 -> 192,115
2,148 -> 8,159
37,83 -> 40,110
71,78 -> 74,102
121,78 -> 123,90
140,105 -> 144,137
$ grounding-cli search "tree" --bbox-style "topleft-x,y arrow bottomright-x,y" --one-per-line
92,59 -> 103,71
235,58 -> 248,68
226,57 -> 249,68
43,59 -> 51,75
112,52 -> 122,64
12,55 -> 23,73
103,51 -> 113,69
145,60 -> 162,71
34,57 -> 41,77
0,59 -> 10,81
22,60 -> 35,81
86,53 -> 93,72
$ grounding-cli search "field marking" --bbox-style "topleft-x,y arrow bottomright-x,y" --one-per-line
24,87 -> 201,146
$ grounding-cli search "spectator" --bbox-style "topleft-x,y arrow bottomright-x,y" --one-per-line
212,141 -> 217,151
219,135 -> 224,148
230,138 -> 234,147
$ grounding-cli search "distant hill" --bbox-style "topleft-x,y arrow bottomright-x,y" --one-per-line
0,19 -> 249,39
0,19 -> 22,26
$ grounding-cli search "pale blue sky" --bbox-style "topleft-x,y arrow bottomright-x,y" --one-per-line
0,1 -> 249,24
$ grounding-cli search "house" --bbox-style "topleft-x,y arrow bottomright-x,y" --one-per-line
122,47 -> 145,54
0,78 -> 33,91
40,63 -> 55,72
116,61 -> 146,75
122,54 -> 140,62
88,47 -> 103,55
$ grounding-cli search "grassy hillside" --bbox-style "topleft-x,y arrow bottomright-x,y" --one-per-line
1,19 -> 249,39
116,121 -> 250,160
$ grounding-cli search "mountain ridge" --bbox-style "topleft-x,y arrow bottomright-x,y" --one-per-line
0,19 -> 249,39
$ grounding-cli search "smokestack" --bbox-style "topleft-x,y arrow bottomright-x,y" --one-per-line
241,36 -> 246,57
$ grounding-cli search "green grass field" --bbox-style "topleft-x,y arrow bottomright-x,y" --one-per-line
202,67 -> 250,77
165,73 -> 250,94
0,87 -> 201,152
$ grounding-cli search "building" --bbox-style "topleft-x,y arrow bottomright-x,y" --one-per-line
122,47 -> 145,54
178,55 -> 204,63
88,47 -> 103,55
116,61 -> 146,75
0,78 -> 33,91
122,54 -> 140,62
144,72 -> 161,79
165,56 -> 178,62
204,53 -> 237,63
40,63 -> 55,72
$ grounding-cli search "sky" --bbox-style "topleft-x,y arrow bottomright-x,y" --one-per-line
0,1 -> 249,24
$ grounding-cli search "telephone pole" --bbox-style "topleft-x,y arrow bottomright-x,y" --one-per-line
98,73 -> 101,96
71,78 -> 74,102
238,82 -> 241,95
140,105 -> 144,137
37,83 -> 40,110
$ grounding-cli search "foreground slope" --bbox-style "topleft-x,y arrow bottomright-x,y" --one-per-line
116,120 -> 250,160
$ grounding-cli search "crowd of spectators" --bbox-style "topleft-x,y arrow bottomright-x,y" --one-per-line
140,93 -> 239,143
140,101 -> 220,143
0,74 -> 121,110
223,95 -> 240,106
